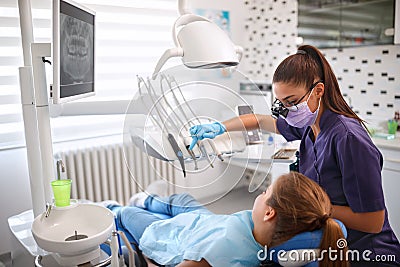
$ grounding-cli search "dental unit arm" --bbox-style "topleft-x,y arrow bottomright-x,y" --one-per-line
129,74 -> 247,177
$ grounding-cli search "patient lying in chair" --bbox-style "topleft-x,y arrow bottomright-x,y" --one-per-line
104,172 -> 348,267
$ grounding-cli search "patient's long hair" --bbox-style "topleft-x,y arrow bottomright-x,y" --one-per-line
267,172 -> 348,267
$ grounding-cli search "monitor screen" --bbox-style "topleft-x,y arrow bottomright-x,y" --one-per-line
53,0 -> 95,103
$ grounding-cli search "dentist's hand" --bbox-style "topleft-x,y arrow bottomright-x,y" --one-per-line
188,122 -> 226,150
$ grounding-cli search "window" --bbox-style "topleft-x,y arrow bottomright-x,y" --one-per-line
0,0 -> 177,149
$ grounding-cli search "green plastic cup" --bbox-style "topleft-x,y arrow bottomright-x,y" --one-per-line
51,179 -> 72,207
388,120 -> 398,135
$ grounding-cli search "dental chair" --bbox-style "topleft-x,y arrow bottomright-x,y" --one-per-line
260,219 -> 347,267
103,218 -> 346,267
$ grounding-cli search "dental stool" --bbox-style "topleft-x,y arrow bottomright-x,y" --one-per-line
259,219 -> 347,267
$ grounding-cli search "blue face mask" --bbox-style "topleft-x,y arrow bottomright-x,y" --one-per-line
283,88 -> 321,128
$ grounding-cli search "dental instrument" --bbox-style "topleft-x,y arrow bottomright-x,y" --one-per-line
158,76 -> 199,169
117,231 -> 136,267
161,75 -> 222,165
114,217 -> 123,256
143,78 -> 188,176
139,75 -> 198,170
199,144 -> 214,168
168,133 -> 186,177
110,231 -> 119,267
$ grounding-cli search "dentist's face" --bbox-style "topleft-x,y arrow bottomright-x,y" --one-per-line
273,82 -> 320,113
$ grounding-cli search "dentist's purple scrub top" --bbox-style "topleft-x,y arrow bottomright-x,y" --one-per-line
277,109 -> 400,265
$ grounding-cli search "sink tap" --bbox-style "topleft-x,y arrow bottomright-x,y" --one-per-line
56,159 -> 65,180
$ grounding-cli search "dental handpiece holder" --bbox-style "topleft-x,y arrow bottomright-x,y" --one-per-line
152,13 -> 243,79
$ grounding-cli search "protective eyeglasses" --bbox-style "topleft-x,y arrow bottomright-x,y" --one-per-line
271,80 -> 323,119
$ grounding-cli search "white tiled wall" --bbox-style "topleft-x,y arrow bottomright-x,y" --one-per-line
322,45 -> 400,128
240,1 -> 400,129
241,0 -> 298,82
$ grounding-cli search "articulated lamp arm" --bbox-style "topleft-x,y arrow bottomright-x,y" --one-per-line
152,47 -> 184,80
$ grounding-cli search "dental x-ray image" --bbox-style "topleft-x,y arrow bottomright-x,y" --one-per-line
60,14 -> 94,86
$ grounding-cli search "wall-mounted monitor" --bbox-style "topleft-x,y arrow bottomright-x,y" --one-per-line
52,0 -> 95,104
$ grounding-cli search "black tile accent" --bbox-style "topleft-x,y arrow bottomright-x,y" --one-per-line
375,59 -> 382,63
355,110 -> 359,114
366,111 -> 372,115
387,104 -> 394,108
361,90 -> 367,94
368,81 -> 374,85
362,59 -> 368,64
382,50 -> 389,54
397,54 -> 400,58
343,93 -> 348,97
343,69 -> 349,73
381,90 -> 387,94
389,77 -> 395,81
373,103 -> 379,107
332,57 -> 337,61
350,56 -> 355,60
395,95 -> 400,99
382,72 -> 388,76
355,69 -> 361,72
338,77 -> 342,81
349,85 -> 354,89
368,73 -> 374,77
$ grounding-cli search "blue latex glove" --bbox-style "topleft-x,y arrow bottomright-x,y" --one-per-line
188,122 -> 226,150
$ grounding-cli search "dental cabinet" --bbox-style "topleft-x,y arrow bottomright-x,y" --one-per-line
373,137 -> 400,238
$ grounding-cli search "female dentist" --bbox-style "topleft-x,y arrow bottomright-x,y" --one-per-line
189,45 -> 400,266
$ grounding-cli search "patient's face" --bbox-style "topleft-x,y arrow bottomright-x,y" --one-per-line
252,185 -> 273,225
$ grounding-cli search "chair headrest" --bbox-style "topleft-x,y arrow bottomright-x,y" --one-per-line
265,219 -> 347,267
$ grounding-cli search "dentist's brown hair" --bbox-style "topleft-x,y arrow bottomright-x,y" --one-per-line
267,172 -> 348,267
272,44 -> 367,131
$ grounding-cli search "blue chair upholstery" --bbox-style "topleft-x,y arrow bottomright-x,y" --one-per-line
262,220 -> 347,267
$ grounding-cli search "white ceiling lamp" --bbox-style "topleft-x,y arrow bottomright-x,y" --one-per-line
152,0 -> 243,79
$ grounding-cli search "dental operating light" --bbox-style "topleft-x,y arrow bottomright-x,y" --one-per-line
152,0 -> 243,79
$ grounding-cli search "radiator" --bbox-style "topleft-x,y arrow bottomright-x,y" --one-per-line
55,142 -> 176,205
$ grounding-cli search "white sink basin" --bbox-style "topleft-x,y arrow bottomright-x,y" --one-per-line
31,203 -> 114,258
